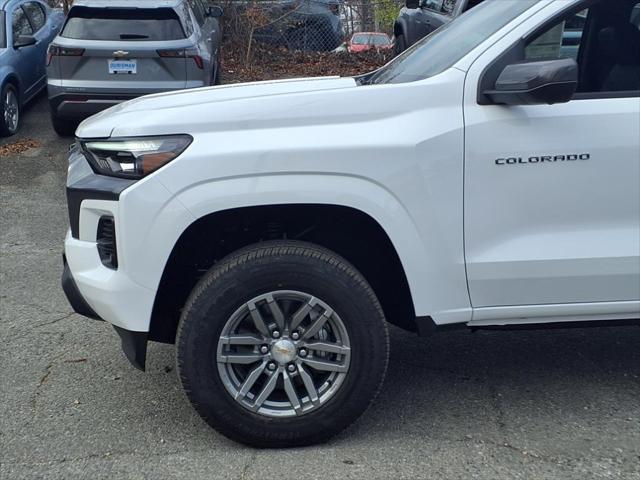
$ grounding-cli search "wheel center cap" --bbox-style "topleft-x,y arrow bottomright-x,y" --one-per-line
271,339 -> 296,364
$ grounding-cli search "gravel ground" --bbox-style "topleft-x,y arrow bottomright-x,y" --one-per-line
1,95 -> 639,480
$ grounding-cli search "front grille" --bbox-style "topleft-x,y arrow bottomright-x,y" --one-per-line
97,216 -> 118,269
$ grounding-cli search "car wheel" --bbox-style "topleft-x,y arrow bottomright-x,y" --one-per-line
176,240 -> 389,447
51,113 -> 77,137
395,34 -> 407,55
1,83 -> 20,137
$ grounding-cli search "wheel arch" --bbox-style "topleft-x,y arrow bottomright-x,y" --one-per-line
1,70 -> 21,98
148,203 -> 420,344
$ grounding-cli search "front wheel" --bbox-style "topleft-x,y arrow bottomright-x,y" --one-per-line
1,83 -> 20,137
176,240 -> 389,447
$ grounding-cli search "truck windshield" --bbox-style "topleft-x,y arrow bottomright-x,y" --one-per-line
0,11 -> 6,49
365,0 -> 542,85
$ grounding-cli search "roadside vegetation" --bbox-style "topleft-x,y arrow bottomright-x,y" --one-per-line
222,43 -> 393,82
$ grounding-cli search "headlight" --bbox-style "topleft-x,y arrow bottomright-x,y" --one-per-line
81,135 -> 192,179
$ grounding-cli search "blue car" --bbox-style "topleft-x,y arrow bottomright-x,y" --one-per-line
0,0 -> 63,136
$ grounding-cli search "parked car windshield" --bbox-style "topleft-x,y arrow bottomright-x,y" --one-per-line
61,7 -> 186,41
0,11 -> 6,48
352,33 -> 390,45
366,0 -> 542,84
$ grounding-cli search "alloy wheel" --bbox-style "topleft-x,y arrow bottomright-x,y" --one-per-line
4,89 -> 19,134
216,290 -> 351,417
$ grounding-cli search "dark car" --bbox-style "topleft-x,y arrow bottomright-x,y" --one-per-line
252,0 -> 343,51
393,0 -> 482,53
395,0 -> 601,58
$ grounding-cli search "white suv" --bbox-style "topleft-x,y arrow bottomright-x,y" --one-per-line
62,0 -> 640,447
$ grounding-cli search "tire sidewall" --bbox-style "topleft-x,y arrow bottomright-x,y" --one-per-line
177,243 -> 388,446
1,83 -> 20,137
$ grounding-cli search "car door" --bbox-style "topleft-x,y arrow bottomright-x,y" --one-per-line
21,1 -> 48,93
10,3 -> 39,100
463,0 -> 640,313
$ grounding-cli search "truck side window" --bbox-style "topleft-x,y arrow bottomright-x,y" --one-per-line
525,10 -> 588,62
525,1 -> 640,94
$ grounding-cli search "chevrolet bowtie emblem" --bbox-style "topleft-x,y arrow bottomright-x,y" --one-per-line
113,50 -> 129,58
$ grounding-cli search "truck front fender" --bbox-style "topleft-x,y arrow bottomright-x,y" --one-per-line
155,173 -> 469,324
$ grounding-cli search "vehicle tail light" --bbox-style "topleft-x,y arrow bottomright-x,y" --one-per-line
157,49 -> 204,69
189,53 -> 204,70
47,45 -> 85,66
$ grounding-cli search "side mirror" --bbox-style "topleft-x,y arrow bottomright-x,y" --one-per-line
14,35 -> 36,49
207,5 -> 223,18
483,58 -> 578,106
405,0 -> 420,9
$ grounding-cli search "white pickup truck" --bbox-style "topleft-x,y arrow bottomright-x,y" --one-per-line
62,0 -> 640,447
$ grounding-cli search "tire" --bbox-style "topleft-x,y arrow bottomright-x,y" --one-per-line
176,240 -> 389,447
394,33 -> 407,55
51,113 -> 77,137
1,83 -> 20,137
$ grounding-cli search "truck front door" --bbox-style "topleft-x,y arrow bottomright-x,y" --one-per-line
463,0 -> 640,311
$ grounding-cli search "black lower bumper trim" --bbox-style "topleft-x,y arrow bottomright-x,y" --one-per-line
113,325 -> 148,371
62,255 -> 102,321
49,94 -> 139,119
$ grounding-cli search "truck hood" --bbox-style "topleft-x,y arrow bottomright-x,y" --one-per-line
76,76 -> 359,138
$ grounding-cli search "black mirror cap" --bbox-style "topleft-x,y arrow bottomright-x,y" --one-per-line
14,34 -> 36,48
484,58 -> 578,105
208,5 -> 223,18
405,0 -> 420,9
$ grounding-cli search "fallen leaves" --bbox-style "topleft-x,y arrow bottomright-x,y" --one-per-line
0,138 -> 41,157
222,43 -> 394,84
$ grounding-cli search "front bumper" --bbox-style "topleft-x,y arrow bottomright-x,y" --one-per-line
62,137 -> 194,370
61,254 -> 102,321
62,255 -> 148,370
62,145 -> 156,370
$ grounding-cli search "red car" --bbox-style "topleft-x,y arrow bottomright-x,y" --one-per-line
347,32 -> 393,53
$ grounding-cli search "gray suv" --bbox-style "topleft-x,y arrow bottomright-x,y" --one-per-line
46,0 -> 222,136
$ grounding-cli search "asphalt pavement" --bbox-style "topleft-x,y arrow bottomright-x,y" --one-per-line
1,95 -> 639,480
